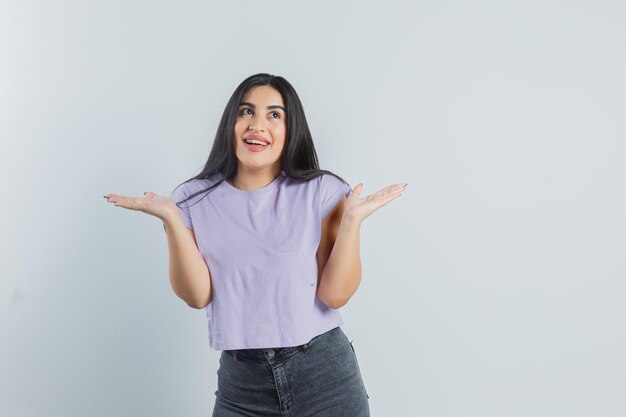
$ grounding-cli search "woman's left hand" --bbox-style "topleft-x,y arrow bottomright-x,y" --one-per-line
343,182 -> 407,222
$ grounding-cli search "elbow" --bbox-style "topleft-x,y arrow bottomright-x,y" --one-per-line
332,296 -> 349,309
186,300 -> 203,310
317,279 -> 355,309
187,300 -> 210,310
319,291 -> 348,309
317,280 -> 350,309
328,297 -> 348,309
187,293 -> 213,310
326,300 -> 344,309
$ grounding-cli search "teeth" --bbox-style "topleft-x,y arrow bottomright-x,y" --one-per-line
245,139 -> 267,146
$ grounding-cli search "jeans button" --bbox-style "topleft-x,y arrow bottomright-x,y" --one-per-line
267,349 -> 275,357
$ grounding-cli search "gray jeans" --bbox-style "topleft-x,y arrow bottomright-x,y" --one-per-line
212,325 -> 370,416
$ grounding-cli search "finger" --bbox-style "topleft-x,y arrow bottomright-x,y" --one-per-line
118,196 -> 146,210
371,185 -> 399,197
103,194 -> 118,204
373,187 -> 403,199
105,194 -> 143,209
350,183 -> 363,197
104,193 -> 128,200
383,183 -> 407,193
107,195 -> 130,207
378,192 -> 403,206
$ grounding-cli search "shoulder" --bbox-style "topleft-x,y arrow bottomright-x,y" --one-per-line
171,174 -> 221,202
316,172 -> 352,220
318,172 -> 351,191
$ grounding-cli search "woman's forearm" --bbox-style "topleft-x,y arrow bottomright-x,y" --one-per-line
163,214 -> 212,309
318,214 -> 363,308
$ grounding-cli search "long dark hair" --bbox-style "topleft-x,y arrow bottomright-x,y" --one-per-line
171,73 -> 350,207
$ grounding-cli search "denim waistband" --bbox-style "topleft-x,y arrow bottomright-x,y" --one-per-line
225,326 -> 341,361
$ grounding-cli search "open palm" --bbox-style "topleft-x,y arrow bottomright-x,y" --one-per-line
103,191 -> 176,221
343,183 -> 407,222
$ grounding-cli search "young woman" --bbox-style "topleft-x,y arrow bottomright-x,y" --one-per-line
104,73 -> 406,416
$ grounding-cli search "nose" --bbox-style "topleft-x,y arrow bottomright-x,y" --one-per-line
248,115 -> 266,132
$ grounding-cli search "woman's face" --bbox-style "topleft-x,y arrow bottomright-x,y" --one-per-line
233,85 -> 287,173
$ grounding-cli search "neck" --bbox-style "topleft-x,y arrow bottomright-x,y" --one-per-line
229,166 -> 282,191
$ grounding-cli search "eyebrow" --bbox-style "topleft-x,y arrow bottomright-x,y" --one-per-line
239,102 -> 286,113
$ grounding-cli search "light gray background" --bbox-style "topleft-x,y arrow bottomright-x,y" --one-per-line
1,1 -> 624,416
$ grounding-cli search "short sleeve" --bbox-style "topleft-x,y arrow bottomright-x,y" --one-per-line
170,184 -> 194,230
319,174 -> 352,219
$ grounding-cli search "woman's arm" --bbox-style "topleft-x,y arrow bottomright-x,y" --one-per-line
316,181 -> 406,308
163,213 -> 213,309
104,191 -> 212,309
316,196 -> 362,309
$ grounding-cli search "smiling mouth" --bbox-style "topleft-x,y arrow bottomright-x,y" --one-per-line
243,139 -> 269,146
243,140 -> 270,152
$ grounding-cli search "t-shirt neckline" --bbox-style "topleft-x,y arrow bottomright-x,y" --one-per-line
221,170 -> 286,195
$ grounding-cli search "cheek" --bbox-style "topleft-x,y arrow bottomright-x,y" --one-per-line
273,136 -> 286,150
273,125 -> 286,142
234,123 -> 247,144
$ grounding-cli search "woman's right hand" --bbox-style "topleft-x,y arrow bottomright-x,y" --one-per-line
103,191 -> 177,222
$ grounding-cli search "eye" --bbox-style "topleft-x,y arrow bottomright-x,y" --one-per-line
270,111 -> 281,119
239,108 -> 252,116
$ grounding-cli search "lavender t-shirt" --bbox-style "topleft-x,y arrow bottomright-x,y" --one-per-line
170,170 -> 352,351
